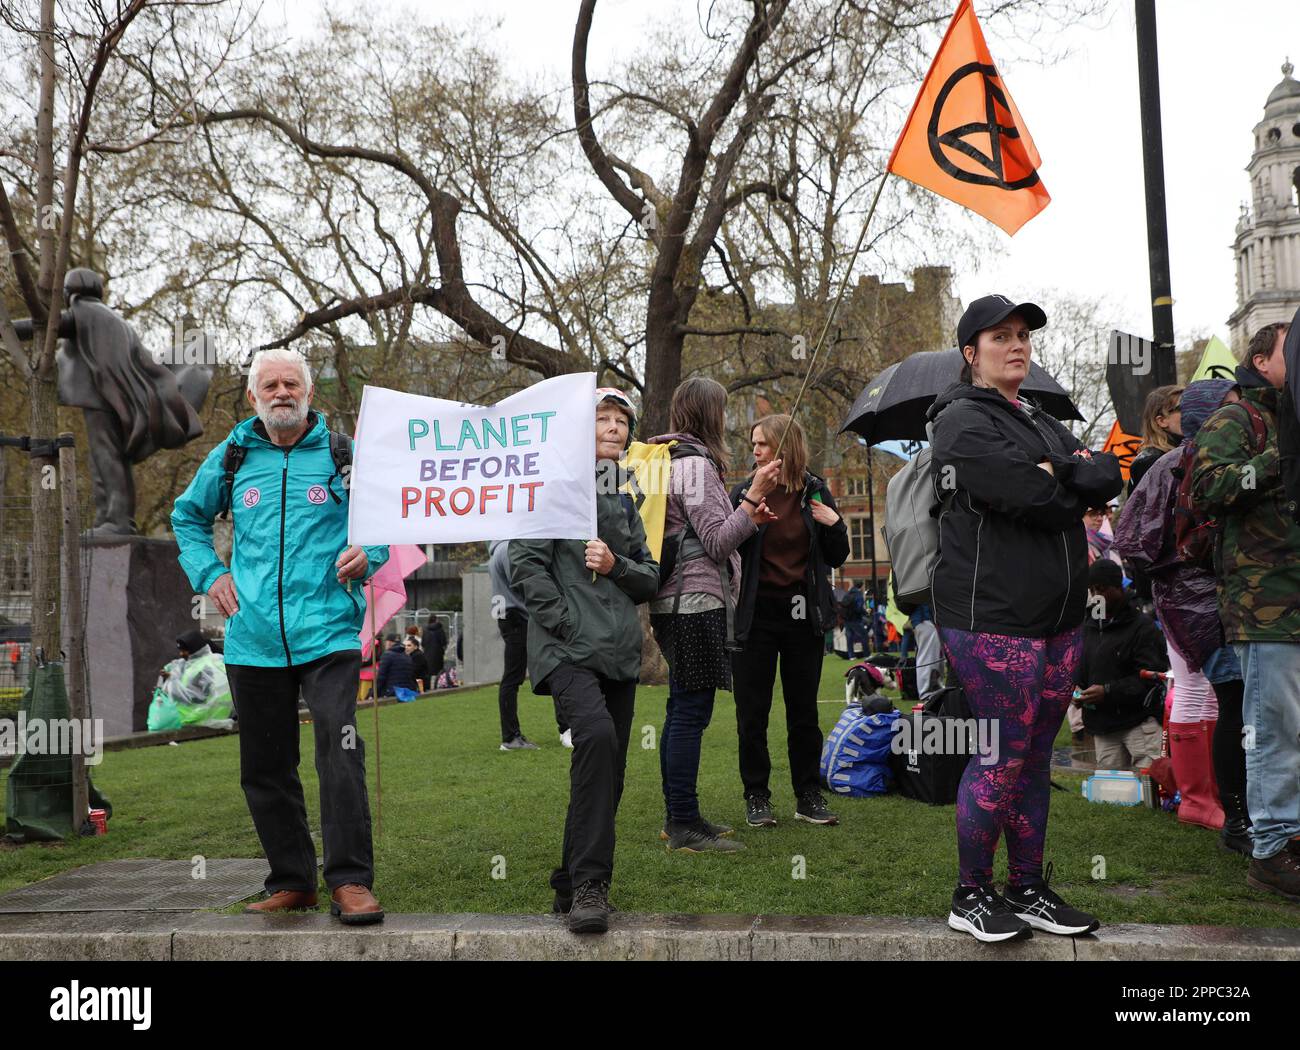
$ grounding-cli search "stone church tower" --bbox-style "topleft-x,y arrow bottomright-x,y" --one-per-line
1229,60 -> 1300,353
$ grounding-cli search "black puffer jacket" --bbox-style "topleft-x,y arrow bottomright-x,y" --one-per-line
729,470 -> 850,642
1077,600 -> 1168,735
928,383 -> 1122,637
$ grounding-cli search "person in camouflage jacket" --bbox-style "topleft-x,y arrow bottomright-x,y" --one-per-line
1192,368 -> 1300,643
1190,323 -> 1300,902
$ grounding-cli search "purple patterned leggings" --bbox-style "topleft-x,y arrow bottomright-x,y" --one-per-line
938,625 -> 1083,887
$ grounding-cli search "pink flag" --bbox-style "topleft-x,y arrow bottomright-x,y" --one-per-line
359,544 -> 428,659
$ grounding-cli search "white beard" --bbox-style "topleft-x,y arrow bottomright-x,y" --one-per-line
255,395 -> 308,432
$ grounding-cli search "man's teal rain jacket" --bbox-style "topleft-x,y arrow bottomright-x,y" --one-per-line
172,411 -> 389,667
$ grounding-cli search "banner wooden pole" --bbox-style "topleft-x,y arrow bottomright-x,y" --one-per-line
367,577 -> 382,837
775,172 -> 891,458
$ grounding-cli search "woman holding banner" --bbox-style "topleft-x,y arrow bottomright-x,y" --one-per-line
508,388 -> 660,935
646,378 -> 780,854
730,414 -> 848,830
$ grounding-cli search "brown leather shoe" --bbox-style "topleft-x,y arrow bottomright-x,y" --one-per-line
330,884 -> 384,925
244,890 -> 318,914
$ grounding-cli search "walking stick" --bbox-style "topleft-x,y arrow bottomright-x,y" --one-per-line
367,577 -> 382,837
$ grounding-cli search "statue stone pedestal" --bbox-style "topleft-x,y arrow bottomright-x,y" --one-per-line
83,536 -> 197,736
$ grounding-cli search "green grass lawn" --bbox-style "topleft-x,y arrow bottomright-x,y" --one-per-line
3,665 -> 1296,926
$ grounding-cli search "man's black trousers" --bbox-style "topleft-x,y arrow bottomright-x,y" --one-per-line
545,664 -> 636,895
227,650 -> 373,892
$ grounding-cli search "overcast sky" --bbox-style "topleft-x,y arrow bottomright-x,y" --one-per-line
281,0 -> 1298,348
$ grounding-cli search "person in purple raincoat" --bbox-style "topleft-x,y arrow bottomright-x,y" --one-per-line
1113,379 -> 1251,853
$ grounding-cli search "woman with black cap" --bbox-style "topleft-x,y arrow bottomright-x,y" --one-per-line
928,295 -> 1122,943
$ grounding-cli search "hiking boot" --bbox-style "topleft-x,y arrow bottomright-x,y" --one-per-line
746,796 -> 777,827
1002,865 -> 1100,936
665,820 -> 747,853
500,735 -> 539,751
244,889 -> 317,914
795,791 -> 839,826
1247,850 -> 1300,903
567,880 -> 612,934
660,817 -> 734,841
1219,792 -> 1253,856
554,891 -> 617,915
947,884 -> 1032,943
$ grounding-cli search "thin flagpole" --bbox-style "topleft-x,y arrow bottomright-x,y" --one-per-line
367,577 -> 382,837
775,171 -> 891,458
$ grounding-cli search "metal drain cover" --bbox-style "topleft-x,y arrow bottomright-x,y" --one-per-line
0,859 -> 273,913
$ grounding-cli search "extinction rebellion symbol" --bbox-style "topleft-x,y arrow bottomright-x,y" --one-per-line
242,488 -> 260,508
307,485 -> 328,505
926,61 -> 1041,190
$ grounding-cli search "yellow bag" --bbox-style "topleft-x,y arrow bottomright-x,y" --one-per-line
620,441 -> 674,561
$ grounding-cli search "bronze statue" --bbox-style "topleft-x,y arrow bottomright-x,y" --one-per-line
13,268 -> 211,535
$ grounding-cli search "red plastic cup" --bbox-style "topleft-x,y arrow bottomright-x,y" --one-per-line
89,809 -> 107,836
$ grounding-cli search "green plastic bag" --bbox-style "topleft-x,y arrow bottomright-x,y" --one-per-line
147,687 -> 183,732
160,650 -> 233,726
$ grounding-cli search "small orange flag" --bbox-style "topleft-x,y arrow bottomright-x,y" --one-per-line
1101,420 -> 1143,481
888,0 -> 1050,235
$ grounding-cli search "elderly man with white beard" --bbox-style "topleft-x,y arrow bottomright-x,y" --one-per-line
172,349 -> 390,923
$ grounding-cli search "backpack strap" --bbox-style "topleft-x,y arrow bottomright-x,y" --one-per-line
1239,400 -> 1269,455
1207,399 -> 1269,457
218,440 -> 247,520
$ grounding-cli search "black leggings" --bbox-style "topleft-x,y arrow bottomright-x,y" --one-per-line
1210,678 -> 1247,798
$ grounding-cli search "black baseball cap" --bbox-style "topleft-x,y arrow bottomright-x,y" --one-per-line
957,295 -> 1048,352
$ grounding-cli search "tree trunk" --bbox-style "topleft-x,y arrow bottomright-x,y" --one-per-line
641,296 -> 685,437
28,371 -> 61,658
639,605 -> 667,686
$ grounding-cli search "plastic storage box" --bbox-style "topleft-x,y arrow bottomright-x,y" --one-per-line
1081,769 -> 1150,806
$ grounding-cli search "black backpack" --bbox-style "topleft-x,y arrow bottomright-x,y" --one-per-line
218,428 -> 352,519
888,686 -> 974,805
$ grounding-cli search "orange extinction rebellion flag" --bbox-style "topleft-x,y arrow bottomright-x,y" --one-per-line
888,0 -> 1050,235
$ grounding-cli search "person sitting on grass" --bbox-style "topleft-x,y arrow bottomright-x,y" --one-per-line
375,633 -> 414,699
1074,559 -> 1168,773
403,635 -> 429,694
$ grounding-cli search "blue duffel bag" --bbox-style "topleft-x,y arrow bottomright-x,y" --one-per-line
820,706 -> 899,797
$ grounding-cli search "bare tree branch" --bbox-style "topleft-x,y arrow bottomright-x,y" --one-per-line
571,0 -> 655,233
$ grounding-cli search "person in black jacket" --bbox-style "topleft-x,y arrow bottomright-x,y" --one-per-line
930,295 -> 1122,944
374,634 -> 415,698
730,413 -> 850,829
424,619 -> 449,677
403,636 -> 430,693
1074,559 -> 1168,770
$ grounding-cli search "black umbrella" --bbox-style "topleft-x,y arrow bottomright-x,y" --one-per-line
840,348 -> 1084,443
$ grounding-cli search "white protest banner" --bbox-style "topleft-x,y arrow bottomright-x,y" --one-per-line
348,373 -> 597,545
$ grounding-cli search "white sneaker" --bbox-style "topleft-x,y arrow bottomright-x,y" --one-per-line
560,729 -> 573,749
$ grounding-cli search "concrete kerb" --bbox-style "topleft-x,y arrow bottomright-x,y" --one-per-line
1,912 -> 1298,961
